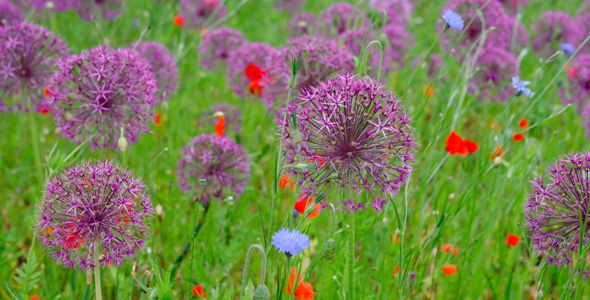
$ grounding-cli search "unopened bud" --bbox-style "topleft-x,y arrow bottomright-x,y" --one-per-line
213,111 -> 224,118
46,1 -> 55,9
161,101 -> 169,112
378,34 -> 388,50
448,193 -> 455,200
493,156 -> 502,166
118,128 -> 128,152
199,178 -> 207,186
155,204 -> 163,216
253,284 -> 271,300
322,239 -> 337,260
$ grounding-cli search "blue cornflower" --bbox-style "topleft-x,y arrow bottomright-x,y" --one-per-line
271,228 -> 310,257
511,76 -> 535,98
443,10 -> 464,31
560,42 -> 575,56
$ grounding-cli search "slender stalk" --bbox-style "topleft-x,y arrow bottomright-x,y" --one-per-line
188,201 -> 201,297
94,250 -> 102,300
348,213 -> 356,300
404,29 -> 446,94
240,244 -> 267,298
29,112 -> 44,188
83,271 -> 92,300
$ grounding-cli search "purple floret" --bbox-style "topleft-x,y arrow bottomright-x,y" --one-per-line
275,0 -> 306,14
0,21 -> 69,111
49,45 -> 157,150
177,134 -> 250,203
131,41 -> 179,104
36,159 -> 154,271
76,0 -> 124,21
289,12 -> 317,37
179,0 -> 227,29
532,11 -> 582,58
278,73 -> 418,213
319,3 -> 369,38
523,152 -> 590,276
560,54 -> 590,114
368,0 -> 413,24
471,47 -> 518,102
199,103 -> 242,134
0,0 -> 23,26
199,27 -> 244,72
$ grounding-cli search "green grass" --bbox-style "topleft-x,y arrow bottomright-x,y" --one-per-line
2,0 -> 590,299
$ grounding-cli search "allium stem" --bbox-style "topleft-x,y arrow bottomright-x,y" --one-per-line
347,213 -> 355,300
28,112 -> 44,189
240,244 -> 267,298
188,201 -> 201,298
94,250 -> 102,300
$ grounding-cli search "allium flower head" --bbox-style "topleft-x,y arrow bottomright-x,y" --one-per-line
289,12 -> 317,37
199,103 -> 242,134
523,152 -> 590,275
131,41 -> 178,104
275,0 -> 306,14
177,134 -> 250,203
279,74 -> 417,213
443,10 -> 464,30
49,45 -> 157,150
76,0 -> 124,21
27,0 -> 80,12
511,76 -> 534,98
498,0 -> 527,14
368,0 -> 413,24
383,22 -> 413,67
532,11 -> 582,58
0,0 -> 23,27
179,0 -> 227,29
271,228 -> 310,257
198,27 -> 244,71
560,54 -> 590,113
471,47 -> 518,102
36,160 -> 154,270
0,22 -> 68,111
319,3 -> 369,38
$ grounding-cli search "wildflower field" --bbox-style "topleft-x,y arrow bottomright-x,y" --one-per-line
3,0 -> 590,299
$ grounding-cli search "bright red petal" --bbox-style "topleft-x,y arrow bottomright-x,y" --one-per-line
215,116 -> 225,137
519,117 -> 528,129
445,130 -> 464,155
463,139 -> 478,154
245,63 -> 264,80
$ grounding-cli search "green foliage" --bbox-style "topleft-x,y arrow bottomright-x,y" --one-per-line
13,237 -> 41,297
3,283 -> 23,300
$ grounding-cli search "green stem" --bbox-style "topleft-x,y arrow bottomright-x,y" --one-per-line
29,112 -> 44,188
84,271 -> 92,300
240,244 -> 267,298
188,201 -> 201,297
404,28 -> 445,94
94,250 -> 102,300
348,214 -> 355,300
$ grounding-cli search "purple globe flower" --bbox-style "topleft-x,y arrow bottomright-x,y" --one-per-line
368,0 -> 413,24
383,22 -> 412,68
470,47 -> 518,102
271,228 -> 310,257
28,0 -> 81,12
275,0 -> 305,14
179,0 -> 227,29
36,159 -> 154,270
199,102 -> 242,134
279,73 -> 417,213
76,0 -> 124,21
560,54 -> 590,113
523,152 -> 590,275
177,134 -> 250,203
319,3 -> 369,38
0,0 -> 23,26
491,15 -> 529,52
49,45 -> 157,150
289,12 -> 317,37
0,22 -> 69,111
532,11 -> 582,58
498,0 -> 527,14
198,27 -> 244,71
131,41 -> 178,104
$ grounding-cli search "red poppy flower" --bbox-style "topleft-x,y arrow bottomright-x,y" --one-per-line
279,175 -> 295,191
294,195 -> 321,218
286,268 -> 316,300
173,14 -> 185,27
506,233 -> 520,247
393,265 -> 400,275
192,285 -> 208,298
154,112 -> 162,126
425,86 -> 434,98
490,146 -> 504,160
442,265 -> 457,276
445,130 -> 478,156
215,116 -> 225,137
245,63 -> 273,96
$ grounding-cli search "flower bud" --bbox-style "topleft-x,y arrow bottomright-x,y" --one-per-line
253,284 -> 270,300
493,156 -> 502,166
118,128 -> 128,152
322,238 -> 337,260
213,111 -> 224,118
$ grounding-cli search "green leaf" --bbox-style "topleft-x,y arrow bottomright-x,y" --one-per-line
4,283 -> 23,300
13,238 -> 40,296
243,280 -> 255,300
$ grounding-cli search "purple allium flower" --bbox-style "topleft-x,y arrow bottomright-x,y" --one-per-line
199,103 -> 242,134
498,0 -> 527,14
226,42 -> 284,108
198,27 -> 244,71
471,47 -> 518,102
319,3 -> 369,38
131,41 -> 178,104
289,12 -> 317,37
36,159 -> 154,270
511,76 -> 534,98
559,54 -> 590,113
532,11 -> 582,58
28,0 -> 81,12
271,228 -> 310,257
274,0 -> 305,14
0,0 -> 23,26
179,0 -> 227,29
49,45 -> 157,150
76,0 -> 124,21
382,21 -> 412,68
0,22 -> 68,111
490,16 -> 529,52
442,10 -> 464,30
278,73 -> 417,213
523,152 -> 590,275
368,0 -> 413,24
177,134 -> 250,203
577,12 -> 590,44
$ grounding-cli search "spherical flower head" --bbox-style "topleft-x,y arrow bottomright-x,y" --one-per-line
470,47 -> 518,102
131,41 -> 179,104
368,0 -> 413,24
199,103 -> 242,134
0,21 -> 69,111
279,74 -> 418,213
532,11 -> 582,58
560,54 -> 590,113
443,10 -> 464,30
383,22 -> 413,68
498,0 -> 528,14
28,0 -> 81,12
271,228 -> 310,257
274,0 -> 305,14
523,152 -> 590,275
179,0 -> 227,29
489,15 -> 529,51
198,27 -> 244,72
36,159 -> 154,271
319,3 -> 369,38
0,0 -> 23,27
577,12 -> 590,50
177,134 -> 250,203
76,0 -> 124,21
49,45 -> 157,150
289,12 -> 317,37
511,76 -> 534,98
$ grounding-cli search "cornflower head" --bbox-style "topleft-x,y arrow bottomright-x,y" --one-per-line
319,3 -> 369,38
442,10 -> 464,31
36,159 -> 154,270
198,27 -> 244,71
368,0 -> 413,24
177,134 -> 250,203
532,11 -> 582,58
560,54 -> 590,114
274,0 -> 306,14
76,0 -> 124,21
179,0 -> 227,29
470,47 -> 518,102
271,228 -> 310,257
0,0 -> 23,26
523,152 -> 590,276
278,73 -> 417,213
49,45 -> 157,150
0,21 -> 69,111
130,41 -> 179,104
199,103 -> 242,134
289,12 -> 317,37
511,76 -> 534,98
561,42 -> 575,56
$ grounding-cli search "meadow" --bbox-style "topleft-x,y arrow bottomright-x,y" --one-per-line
2,0 -> 590,299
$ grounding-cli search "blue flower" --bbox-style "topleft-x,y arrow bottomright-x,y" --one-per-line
560,42 -> 575,56
511,76 -> 535,98
443,10 -> 464,31
271,228 -> 310,257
